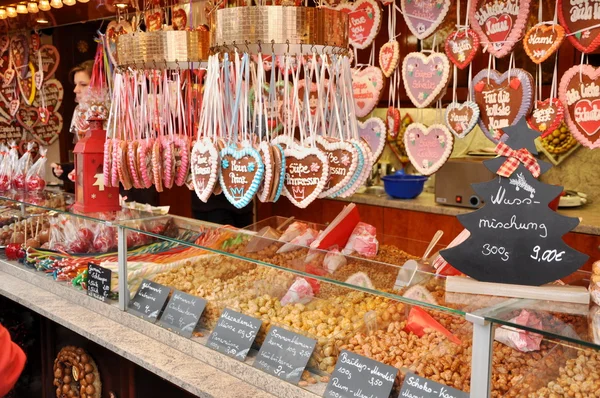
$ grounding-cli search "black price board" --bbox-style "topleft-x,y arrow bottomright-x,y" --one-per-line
157,290 -> 207,338
87,262 -> 111,302
399,372 -> 469,398
254,326 -> 317,384
128,279 -> 171,323
206,308 -> 262,361
324,350 -> 398,398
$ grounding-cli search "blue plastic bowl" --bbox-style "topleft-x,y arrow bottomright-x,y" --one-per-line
381,174 -> 428,199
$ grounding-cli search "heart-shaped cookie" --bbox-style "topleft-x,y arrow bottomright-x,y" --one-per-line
470,0 -> 531,58
445,29 -> 480,69
523,24 -> 565,64
283,146 -> 329,208
472,68 -> 534,143
334,0 -> 382,49
379,41 -> 400,77
386,107 -> 401,141
145,10 -> 163,31
219,145 -> 265,209
106,20 -> 132,66
191,137 -> 219,203
30,33 -> 40,53
16,107 -> 38,131
445,101 -> 480,138
404,123 -> 454,175
316,136 -> 359,198
298,79 -> 319,118
558,0 -> 600,53
38,45 -> 60,80
2,69 -> 15,87
9,99 -> 19,116
33,78 -> 63,112
402,52 -> 450,108
352,66 -> 384,117
401,0 -> 451,40
10,34 -> 29,79
526,98 -> 565,137
358,117 -> 386,162
31,112 -> 62,145
559,65 -> 600,149
172,6 -> 188,30
335,139 -> 367,198
18,72 -> 35,106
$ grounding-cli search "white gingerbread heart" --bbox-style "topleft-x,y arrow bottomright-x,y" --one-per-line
401,0 -> 451,40
358,117 -> 386,162
402,52 -> 451,108
191,137 -> 220,203
404,123 -> 454,175
352,66 -> 385,118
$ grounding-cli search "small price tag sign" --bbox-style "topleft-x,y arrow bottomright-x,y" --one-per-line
254,326 -> 316,384
128,279 -> 171,323
87,262 -> 111,302
398,372 -> 469,398
206,308 -> 262,361
157,290 -> 207,338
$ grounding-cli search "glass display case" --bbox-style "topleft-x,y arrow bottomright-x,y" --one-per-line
1,191 -> 599,397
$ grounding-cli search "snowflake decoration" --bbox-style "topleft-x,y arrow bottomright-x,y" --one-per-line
310,162 -> 320,172
247,162 -> 255,172
341,154 -> 350,166
221,158 -> 229,169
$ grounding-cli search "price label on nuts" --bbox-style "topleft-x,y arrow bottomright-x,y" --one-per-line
206,308 -> 262,361
157,289 -> 206,338
128,279 -> 171,323
399,372 -> 469,398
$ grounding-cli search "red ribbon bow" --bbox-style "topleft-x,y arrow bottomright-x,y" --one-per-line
494,142 -> 541,178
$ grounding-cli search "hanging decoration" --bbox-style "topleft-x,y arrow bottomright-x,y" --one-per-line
379,41 -> 400,78
401,0 -> 451,41
445,29 -> 480,70
558,0 -> 600,53
404,123 -> 454,175
523,24 -> 565,64
352,66 -> 385,118
402,52 -> 451,108
333,0 -> 382,50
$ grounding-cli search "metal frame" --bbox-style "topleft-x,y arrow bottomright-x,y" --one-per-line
117,225 -> 128,311
466,312 -> 493,398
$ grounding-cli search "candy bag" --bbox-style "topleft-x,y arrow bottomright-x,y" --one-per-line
25,147 -> 47,191
494,310 -> 543,352
0,141 -> 19,191
281,278 -> 315,306
13,142 -> 35,190
342,222 -> 379,258
323,247 -> 346,274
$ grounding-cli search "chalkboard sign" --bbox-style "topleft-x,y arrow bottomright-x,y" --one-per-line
324,350 -> 398,398
206,308 -> 262,361
128,279 -> 171,323
399,372 -> 469,398
157,290 -> 207,338
87,262 -> 111,302
254,326 -> 317,384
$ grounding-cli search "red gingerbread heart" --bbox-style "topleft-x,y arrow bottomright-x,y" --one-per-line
16,107 -> 39,131
445,29 -> 480,70
334,0 -> 382,49
526,98 -> 565,138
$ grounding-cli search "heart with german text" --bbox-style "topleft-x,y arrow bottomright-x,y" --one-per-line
283,146 -> 329,208
191,137 -> 219,203
38,45 -> 60,80
523,24 -> 565,64
445,101 -> 480,138
316,136 -> 359,198
526,98 -> 565,138
404,123 -> 454,175
333,0 -> 381,49
379,41 -> 399,77
31,112 -> 62,145
352,66 -> 384,118
219,145 -> 265,209
558,0 -> 600,53
402,52 -> 450,108
358,117 -> 386,162
445,29 -> 480,69
16,107 -> 38,131
401,0 -> 451,40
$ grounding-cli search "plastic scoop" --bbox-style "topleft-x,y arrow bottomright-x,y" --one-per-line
394,230 -> 443,289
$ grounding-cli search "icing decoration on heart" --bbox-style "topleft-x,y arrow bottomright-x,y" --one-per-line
10,34 -> 29,79
219,146 -> 265,209
0,121 -> 22,141
404,123 -> 454,175
191,137 -> 219,203
316,136 -> 359,198
444,29 -> 480,70
16,107 -> 38,131
379,41 -> 400,77
2,69 -> 15,87
445,101 -> 480,138
523,24 -> 565,64
38,45 -> 60,80
386,107 -> 400,141
558,0 -> 600,53
31,112 -> 62,145
401,52 -> 450,108
257,142 -> 274,203
34,71 -> 43,90
358,117 -> 386,162
401,0 -> 451,40
526,98 -> 565,137
9,98 -> 19,116
559,65 -> 600,149
283,146 -> 329,208
472,68 -> 534,143
172,6 -> 188,30
38,107 -> 50,125
33,78 -> 63,112
334,0 -> 382,49
352,66 -> 384,118
469,0 -> 531,58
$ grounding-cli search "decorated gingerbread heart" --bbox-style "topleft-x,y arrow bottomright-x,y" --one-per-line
16,107 -> 38,131
172,6 -> 188,30
219,145 -> 265,209
2,69 -> 15,87
334,0 -> 382,49
404,123 -> 454,175
526,98 -> 565,137
31,112 -> 62,145
106,20 -> 132,66
386,107 -> 401,141
558,0 -> 600,53
10,34 -> 29,79
18,72 -> 36,106
283,147 -> 329,208
352,66 -> 384,118
445,29 -> 480,70
523,24 -> 565,64
33,78 -> 63,112
402,52 -> 450,108
358,117 -> 386,162
316,137 -> 359,198
38,45 -> 60,80
145,10 -> 163,31
401,0 -> 451,40
191,138 -> 219,203
336,139 -> 369,198
445,101 -> 480,138
9,98 -> 19,117
559,65 -> 600,149
470,0 -> 531,58
472,68 -> 534,143
379,41 -> 400,77
298,79 -> 319,117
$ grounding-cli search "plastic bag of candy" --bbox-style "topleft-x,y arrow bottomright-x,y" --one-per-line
25,147 -> 47,191
13,142 -> 35,190
281,278 -> 315,306
93,223 -> 117,253
46,215 -> 67,252
342,222 -> 379,258
494,310 -> 543,352
0,141 -> 19,191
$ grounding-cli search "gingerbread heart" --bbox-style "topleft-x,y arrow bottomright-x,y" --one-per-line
145,11 -> 163,31
527,98 -> 565,137
559,65 -> 600,149
38,45 -> 60,80
219,145 -> 265,209
31,112 -> 62,145
445,101 -> 480,138
0,121 -> 23,141
16,107 -> 38,131
10,34 -> 29,79
445,29 -> 480,70
472,68 -> 534,143
191,138 -> 219,203
283,146 -> 329,208
172,6 -> 188,30
298,79 -> 319,118
358,117 -> 386,162
316,137 -> 359,198
335,139 -> 368,198
523,24 -> 565,64
106,20 -> 132,66
33,78 -> 63,112
470,0 -> 531,58
18,73 -> 35,106
386,107 -> 401,141
404,123 -> 454,175
379,41 -> 400,77
9,98 -> 19,116
401,0 -> 451,40
558,0 -> 600,53
402,52 -> 450,108
34,71 -> 43,89
2,69 -> 15,87
30,33 -> 40,53
334,0 -> 382,49
352,66 -> 384,118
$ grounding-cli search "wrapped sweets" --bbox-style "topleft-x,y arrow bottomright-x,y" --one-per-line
342,222 -> 379,258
